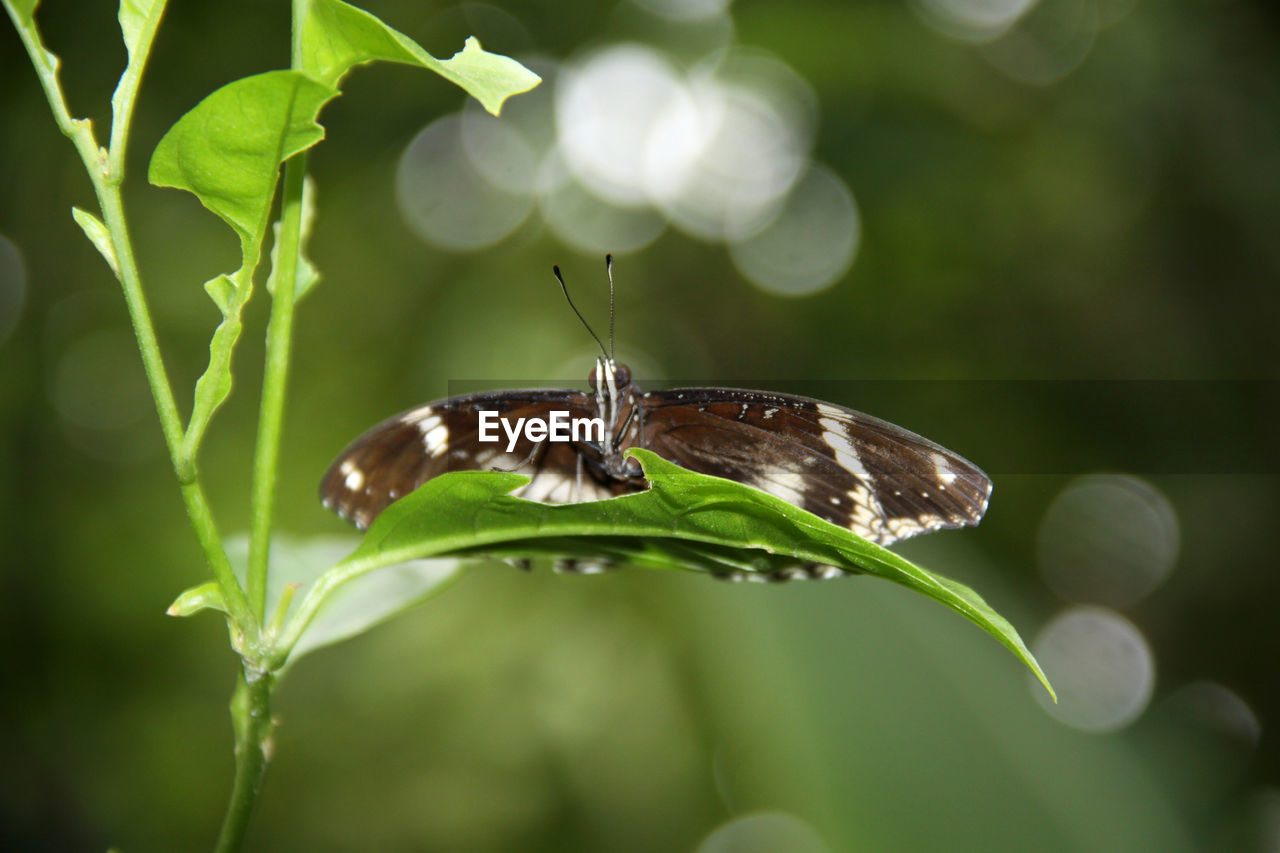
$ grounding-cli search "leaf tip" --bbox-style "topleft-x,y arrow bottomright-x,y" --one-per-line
167,581 -> 227,618
450,35 -> 541,116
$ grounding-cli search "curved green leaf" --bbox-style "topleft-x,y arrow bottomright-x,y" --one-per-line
299,0 -> 540,113
71,206 -> 119,276
167,581 -> 226,617
118,0 -> 163,60
148,70 -> 337,243
284,449 -> 1053,697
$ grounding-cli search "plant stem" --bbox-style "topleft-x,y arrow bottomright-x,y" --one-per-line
215,668 -> 275,853
97,186 -> 257,638
4,2 -> 256,638
247,153 -> 308,621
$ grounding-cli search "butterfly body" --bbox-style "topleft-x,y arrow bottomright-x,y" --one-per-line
320,358 -> 992,546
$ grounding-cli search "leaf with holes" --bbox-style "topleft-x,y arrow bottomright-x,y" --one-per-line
279,449 -> 1054,698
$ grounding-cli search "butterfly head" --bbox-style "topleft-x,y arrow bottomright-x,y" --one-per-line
589,358 -> 632,392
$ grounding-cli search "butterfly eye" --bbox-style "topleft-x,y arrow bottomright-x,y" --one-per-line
613,364 -> 631,386
588,366 -> 599,390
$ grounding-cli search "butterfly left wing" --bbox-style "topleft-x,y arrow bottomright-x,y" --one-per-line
637,388 -> 991,545
320,389 -> 614,530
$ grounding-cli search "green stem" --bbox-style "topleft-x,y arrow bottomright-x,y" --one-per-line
247,154 -> 308,621
98,187 -> 256,638
5,4 -> 105,185
215,668 -> 275,853
4,1 -> 256,638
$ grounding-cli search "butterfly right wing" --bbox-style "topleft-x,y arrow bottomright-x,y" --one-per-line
319,389 -> 611,530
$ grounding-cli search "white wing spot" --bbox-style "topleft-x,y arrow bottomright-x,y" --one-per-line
816,407 -> 873,483
763,407 -> 779,419
344,468 -> 364,491
931,452 -> 958,486
421,422 -> 449,458
400,405 -> 437,424
751,469 -> 808,507
886,514 -> 947,540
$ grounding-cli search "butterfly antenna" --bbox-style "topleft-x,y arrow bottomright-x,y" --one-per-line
553,264 -> 608,361
605,253 -> 616,362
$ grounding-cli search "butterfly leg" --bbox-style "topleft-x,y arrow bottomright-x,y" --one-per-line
574,452 -> 584,502
489,438 -> 547,473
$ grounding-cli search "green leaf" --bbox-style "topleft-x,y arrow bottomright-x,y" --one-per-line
148,70 -> 337,243
118,0 -> 163,61
291,449 -> 1054,697
5,0 -> 39,25
181,276 -> 246,460
221,534 -> 464,666
266,175 -> 321,301
167,581 -> 227,617
150,71 -> 336,458
71,206 -> 119,276
202,273 -> 236,316
298,0 -> 540,113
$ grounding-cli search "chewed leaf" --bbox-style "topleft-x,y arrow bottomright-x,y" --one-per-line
288,449 -> 1053,697
148,71 -> 337,243
299,0 -> 540,112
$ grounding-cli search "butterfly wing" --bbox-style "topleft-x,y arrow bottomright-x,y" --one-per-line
638,388 -> 991,545
319,390 -> 614,530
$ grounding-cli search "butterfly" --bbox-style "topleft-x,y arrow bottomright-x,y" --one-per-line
319,259 -> 991,549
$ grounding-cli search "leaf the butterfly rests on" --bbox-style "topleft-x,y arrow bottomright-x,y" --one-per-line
320,357 -> 991,547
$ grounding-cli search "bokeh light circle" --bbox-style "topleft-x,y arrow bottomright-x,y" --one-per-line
1032,606 -> 1155,732
1037,474 -> 1179,607
396,114 -> 535,251
911,0 -> 1040,42
459,109 -> 539,195
980,0 -> 1098,85
729,164 -> 859,296
555,44 -> 818,246
1243,789 -> 1280,853
697,812 -> 829,853
50,327 -> 152,432
556,44 -> 696,207
538,150 -> 666,254
1171,681 -> 1262,752
631,0 -> 731,23
659,80 -> 807,240
0,233 -> 25,347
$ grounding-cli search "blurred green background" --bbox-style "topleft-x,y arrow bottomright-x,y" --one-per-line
2,0 -> 1279,850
